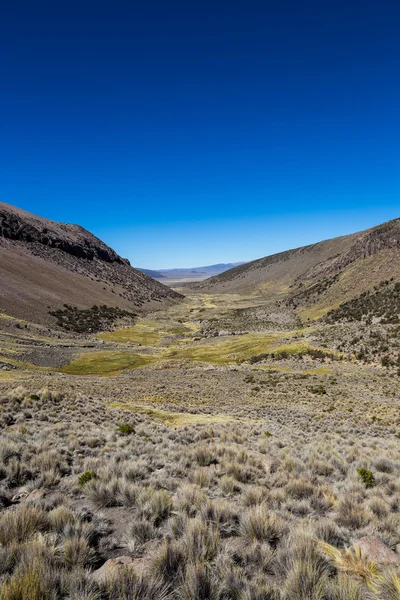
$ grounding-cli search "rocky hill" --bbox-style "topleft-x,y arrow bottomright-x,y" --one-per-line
194,218 -> 400,321
0,203 -> 182,324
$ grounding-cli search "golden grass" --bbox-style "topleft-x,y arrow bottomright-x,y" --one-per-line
98,318 -> 200,345
164,333 -> 322,365
320,542 -> 381,591
61,328 -> 340,376
61,351 -> 155,376
99,320 -> 162,344
109,401 -> 234,427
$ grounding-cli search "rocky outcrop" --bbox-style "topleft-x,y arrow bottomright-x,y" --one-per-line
355,535 -> 400,565
0,205 -> 125,264
91,556 -> 136,583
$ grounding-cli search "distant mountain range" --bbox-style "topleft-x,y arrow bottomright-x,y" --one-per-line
137,263 -> 246,281
0,203 -> 182,324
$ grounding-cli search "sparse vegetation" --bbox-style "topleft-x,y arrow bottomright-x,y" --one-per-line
49,303 -> 137,333
1,288 -> 400,599
0,376 -> 399,599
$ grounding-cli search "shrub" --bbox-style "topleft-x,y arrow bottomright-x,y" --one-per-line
357,468 -> 376,489
117,424 -> 135,436
78,471 -> 98,486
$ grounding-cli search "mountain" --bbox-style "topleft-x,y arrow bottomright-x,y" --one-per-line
0,203 -> 182,324
136,268 -> 166,279
193,218 -> 400,321
139,263 -> 246,281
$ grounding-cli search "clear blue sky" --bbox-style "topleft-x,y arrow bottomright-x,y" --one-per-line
1,1 -> 399,268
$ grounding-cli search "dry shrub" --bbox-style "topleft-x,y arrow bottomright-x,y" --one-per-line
180,562 -> 220,600
0,506 -> 49,545
240,506 -> 285,545
151,539 -> 186,584
320,542 -> 380,591
183,518 -> 220,562
105,570 -> 171,600
335,497 -> 373,530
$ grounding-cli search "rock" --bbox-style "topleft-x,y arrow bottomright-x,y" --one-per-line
15,489 -> 48,505
355,536 -> 400,565
0,362 -> 16,371
91,556 -> 135,583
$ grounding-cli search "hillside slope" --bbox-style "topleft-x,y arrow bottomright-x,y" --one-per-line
0,203 -> 182,324
194,218 -> 400,320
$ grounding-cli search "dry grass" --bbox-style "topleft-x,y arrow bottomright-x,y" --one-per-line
1,291 -> 400,598
0,382 -> 399,599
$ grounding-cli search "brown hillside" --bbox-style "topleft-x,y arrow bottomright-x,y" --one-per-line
0,203 -> 182,324
193,218 -> 400,320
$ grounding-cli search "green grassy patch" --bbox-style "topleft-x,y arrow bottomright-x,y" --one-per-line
98,319 -> 199,345
61,351 -> 155,376
165,332 -> 308,365
99,321 -> 162,345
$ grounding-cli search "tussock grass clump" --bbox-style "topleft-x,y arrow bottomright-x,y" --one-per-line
84,478 -> 121,507
0,566 -> 55,600
105,570 -> 171,600
240,506 -> 285,545
336,497 -> 373,530
151,539 -> 186,584
0,506 -> 50,545
320,542 -> 380,590
183,518 -> 220,562
180,562 -> 220,600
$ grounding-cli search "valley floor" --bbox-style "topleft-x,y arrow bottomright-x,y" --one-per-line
0,291 -> 399,599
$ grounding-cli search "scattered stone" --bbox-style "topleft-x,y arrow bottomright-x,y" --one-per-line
0,362 -> 16,370
91,556 -> 135,583
19,489 -> 48,505
355,536 -> 400,565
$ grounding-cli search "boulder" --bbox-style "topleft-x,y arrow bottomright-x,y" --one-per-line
355,536 -> 400,565
91,556 -> 135,583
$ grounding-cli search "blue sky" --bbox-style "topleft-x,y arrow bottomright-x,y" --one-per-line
1,1 -> 399,268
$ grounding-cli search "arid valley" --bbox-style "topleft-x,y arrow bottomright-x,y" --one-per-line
1,203 -> 400,599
